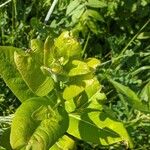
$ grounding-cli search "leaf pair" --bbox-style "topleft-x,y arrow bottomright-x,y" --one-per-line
63,58 -> 102,112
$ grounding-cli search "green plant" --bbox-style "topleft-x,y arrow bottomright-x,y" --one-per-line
0,31 -> 133,149
0,0 -> 150,149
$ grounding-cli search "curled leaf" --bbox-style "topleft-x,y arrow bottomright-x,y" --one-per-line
10,97 -> 69,150
14,51 -> 54,96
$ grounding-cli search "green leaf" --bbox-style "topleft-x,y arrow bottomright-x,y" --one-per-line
50,135 -> 76,150
137,32 -> 150,39
87,92 -> 106,110
81,78 -> 105,110
140,82 -> 150,102
68,60 -> 90,76
71,4 -> 85,23
0,146 -> 6,150
0,46 -> 35,102
64,77 -> 104,112
87,19 -> 99,34
67,110 -> 133,148
84,77 -> 101,98
109,79 -> 150,112
30,39 -> 44,64
14,50 -> 54,96
63,85 -> 84,100
0,128 -> 11,150
66,0 -> 81,16
63,77 -> 100,101
85,9 -> 104,22
54,31 -> 82,59
30,39 -> 44,54
44,36 -> 55,67
85,58 -> 101,69
10,97 -> 69,150
86,0 -> 107,8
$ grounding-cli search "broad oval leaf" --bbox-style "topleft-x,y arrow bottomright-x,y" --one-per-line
84,77 -> 101,98
14,51 -> 54,96
0,46 -> 35,102
10,97 -> 69,150
67,110 -> 133,148
63,77 -> 100,101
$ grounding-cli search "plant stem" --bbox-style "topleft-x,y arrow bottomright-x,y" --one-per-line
0,0 -> 11,8
132,66 -> 150,76
119,19 -> 150,57
82,32 -> 90,57
44,0 -> 58,24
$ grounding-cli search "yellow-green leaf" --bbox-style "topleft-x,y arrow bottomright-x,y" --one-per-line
85,58 -> 101,69
68,60 -> 90,76
14,51 -> 54,96
0,46 -> 35,102
63,85 -> 84,100
50,135 -> 76,150
10,97 -> 69,150
54,31 -> 82,59
68,110 -> 133,148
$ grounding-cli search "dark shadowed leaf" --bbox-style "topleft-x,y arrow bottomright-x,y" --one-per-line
67,109 -> 133,148
0,128 -> 11,150
140,82 -> 150,103
109,79 -> 150,112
